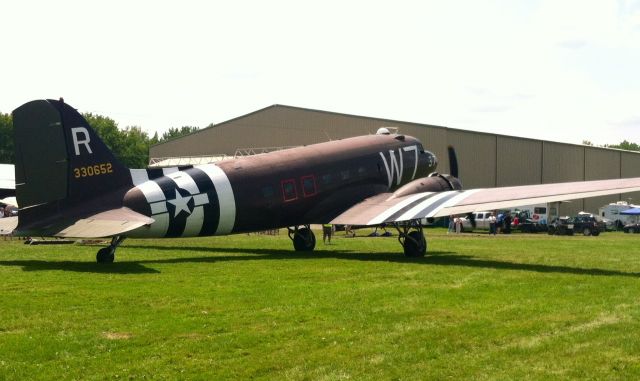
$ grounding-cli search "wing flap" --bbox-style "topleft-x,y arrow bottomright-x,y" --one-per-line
331,177 -> 640,225
53,208 -> 154,238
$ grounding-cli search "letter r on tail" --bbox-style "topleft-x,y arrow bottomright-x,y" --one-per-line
71,127 -> 93,156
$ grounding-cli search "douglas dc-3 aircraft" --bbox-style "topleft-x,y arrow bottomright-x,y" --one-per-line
3,99 -> 640,263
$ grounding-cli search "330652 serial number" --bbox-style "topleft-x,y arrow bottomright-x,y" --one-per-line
73,163 -> 113,178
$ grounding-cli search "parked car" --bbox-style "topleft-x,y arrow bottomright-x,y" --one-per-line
548,215 -> 602,236
623,223 -> 640,233
548,216 -> 575,236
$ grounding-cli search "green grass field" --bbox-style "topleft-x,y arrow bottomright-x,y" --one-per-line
1,229 -> 640,380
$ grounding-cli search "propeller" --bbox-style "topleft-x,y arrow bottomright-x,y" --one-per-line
447,145 -> 459,179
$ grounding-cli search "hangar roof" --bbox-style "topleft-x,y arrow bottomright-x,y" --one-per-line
150,104 -> 637,154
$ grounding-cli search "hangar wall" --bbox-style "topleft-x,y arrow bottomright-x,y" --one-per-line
150,105 -> 640,216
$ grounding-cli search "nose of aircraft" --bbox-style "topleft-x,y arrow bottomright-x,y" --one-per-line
419,148 -> 438,176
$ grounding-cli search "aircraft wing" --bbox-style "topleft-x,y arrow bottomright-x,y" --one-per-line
52,208 -> 155,238
331,178 -> 640,225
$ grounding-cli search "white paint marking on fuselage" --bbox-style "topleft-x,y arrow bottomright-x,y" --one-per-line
130,212 -> 170,238
197,164 -> 236,235
129,169 -> 150,186
137,180 -> 166,204
166,171 -> 199,194
402,145 -> 419,180
162,167 -> 179,176
181,206 -> 205,237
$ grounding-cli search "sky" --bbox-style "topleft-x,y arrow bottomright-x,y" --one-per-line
1,0 -> 640,146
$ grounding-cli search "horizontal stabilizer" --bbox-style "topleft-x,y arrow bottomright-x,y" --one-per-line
54,208 -> 154,238
0,216 -> 18,235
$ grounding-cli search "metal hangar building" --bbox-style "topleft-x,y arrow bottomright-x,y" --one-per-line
149,105 -> 640,216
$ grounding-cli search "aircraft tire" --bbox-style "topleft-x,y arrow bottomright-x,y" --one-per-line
293,228 -> 316,251
404,231 -> 426,257
96,247 -> 115,263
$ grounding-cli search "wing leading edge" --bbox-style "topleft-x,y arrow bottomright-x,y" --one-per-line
331,177 -> 640,225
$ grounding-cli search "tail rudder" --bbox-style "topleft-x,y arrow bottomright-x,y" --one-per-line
12,99 -> 132,210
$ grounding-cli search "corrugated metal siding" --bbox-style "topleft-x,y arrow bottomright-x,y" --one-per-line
447,130 -> 496,188
621,152 -> 640,205
542,142 -> 584,183
496,136 -> 542,186
583,148 -> 622,213
542,142 -> 585,214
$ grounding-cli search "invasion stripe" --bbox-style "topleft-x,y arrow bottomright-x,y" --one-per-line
383,192 -> 441,222
197,164 -> 236,235
397,191 -> 462,221
424,190 -> 482,218
155,175 -> 188,237
187,167 -> 220,236
130,169 -> 150,186
166,171 -> 207,237
368,192 -> 436,225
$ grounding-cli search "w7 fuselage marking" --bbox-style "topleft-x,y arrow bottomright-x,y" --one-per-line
379,145 -> 419,189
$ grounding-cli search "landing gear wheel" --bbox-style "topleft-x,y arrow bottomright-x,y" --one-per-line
403,230 -> 426,257
96,247 -> 115,263
292,227 -> 316,251
583,227 -> 592,236
96,236 -> 126,263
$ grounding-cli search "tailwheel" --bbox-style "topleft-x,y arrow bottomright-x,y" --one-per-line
96,236 -> 126,263
394,221 -> 427,257
288,225 -> 316,252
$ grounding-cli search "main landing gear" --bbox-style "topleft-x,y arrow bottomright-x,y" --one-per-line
96,236 -> 126,263
393,221 -> 427,257
288,225 -> 316,252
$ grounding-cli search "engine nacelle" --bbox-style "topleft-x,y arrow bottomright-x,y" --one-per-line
392,173 -> 462,198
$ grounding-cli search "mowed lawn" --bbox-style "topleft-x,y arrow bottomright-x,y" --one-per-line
1,229 -> 640,380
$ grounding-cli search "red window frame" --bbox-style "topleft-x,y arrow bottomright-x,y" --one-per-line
301,175 -> 317,197
281,179 -> 298,202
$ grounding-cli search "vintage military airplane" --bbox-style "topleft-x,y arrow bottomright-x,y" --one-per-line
3,99 -> 640,263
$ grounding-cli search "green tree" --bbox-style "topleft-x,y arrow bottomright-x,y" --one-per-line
605,140 -> 640,151
159,126 -> 200,142
0,112 -> 13,164
82,113 -> 151,168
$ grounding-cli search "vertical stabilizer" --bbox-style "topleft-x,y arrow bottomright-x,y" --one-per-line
12,99 -> 132,212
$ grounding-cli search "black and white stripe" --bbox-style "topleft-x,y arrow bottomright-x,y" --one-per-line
128,164 -> 235,238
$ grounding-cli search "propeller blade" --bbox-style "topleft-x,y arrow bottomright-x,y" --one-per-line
447,145 -> 459,178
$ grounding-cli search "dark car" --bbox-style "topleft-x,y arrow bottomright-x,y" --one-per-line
548,215 -> 602,236
623,223 -> 640,233
548,217 -> 574,236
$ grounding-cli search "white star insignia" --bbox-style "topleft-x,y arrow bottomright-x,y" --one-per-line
167,189 -> 193,217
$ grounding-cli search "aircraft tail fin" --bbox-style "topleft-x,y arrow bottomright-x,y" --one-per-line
12,99 -> 133,216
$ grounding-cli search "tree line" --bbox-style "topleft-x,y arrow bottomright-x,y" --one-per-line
0,111 -> 200,168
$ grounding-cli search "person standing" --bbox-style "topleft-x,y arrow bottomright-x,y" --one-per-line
489,213 -> 497,235
323,224 -> 333,244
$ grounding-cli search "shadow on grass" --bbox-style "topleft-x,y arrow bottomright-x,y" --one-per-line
1,245 -> 638,278
0,260 -> 159,274
127,245 -> 640,278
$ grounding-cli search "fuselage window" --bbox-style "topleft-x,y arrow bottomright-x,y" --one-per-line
321,174 -> 332,185
340,170 -> 350,180
301,175 -> 317,197
358,166 -> 367,176
281,179 -> 297,202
